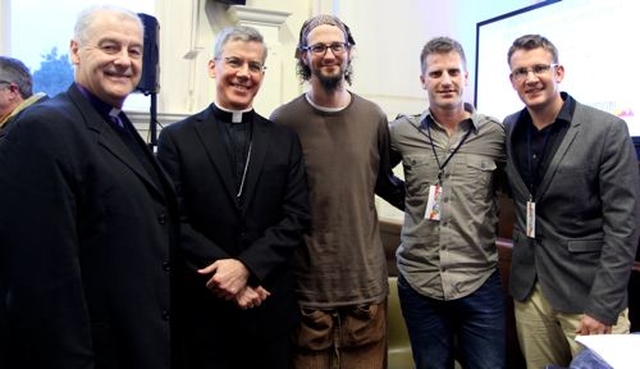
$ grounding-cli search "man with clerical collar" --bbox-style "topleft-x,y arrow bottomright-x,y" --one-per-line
0,5 -> 183,369
157,26 -> 311,369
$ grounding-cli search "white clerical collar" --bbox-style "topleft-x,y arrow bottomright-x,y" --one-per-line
216,104 -> 253,123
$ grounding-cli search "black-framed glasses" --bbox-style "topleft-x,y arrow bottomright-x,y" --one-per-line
510,63 -> 558,82
219,56 -> 266,74
302,42 -> 350,56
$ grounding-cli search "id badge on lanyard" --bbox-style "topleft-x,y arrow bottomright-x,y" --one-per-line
425,184 -> 443,221
526,200 -> 535,238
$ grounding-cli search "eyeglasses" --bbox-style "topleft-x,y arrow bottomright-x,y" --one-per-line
301,42 -> 350,56
510,63 -> 558,82
219,56 -> 266,74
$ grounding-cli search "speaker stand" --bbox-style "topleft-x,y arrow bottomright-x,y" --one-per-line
147,92 -> 158,152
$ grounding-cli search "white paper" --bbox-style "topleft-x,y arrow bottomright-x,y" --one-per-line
575,334 -> 640,368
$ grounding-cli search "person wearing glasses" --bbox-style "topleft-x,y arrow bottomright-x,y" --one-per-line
0,56 -> 47,138
270,14 -> 404,369
0,55 -> 48,367
504,34 -> 640,368
388,37 -> 507,369
156,25 -> 311,369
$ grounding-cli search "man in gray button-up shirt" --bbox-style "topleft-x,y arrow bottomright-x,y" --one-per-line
389,36 -> 507,369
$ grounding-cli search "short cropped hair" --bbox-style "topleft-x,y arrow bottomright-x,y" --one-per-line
213,26 -> 267,63
0,56 -> 33,99
507,34 -> 559,67
420,37 -> 467,74
74,5 -> 144,47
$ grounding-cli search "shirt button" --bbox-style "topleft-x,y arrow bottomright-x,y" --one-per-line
158,213 -> 166,224
162,260 -> 170,272
162,310 -> 170,321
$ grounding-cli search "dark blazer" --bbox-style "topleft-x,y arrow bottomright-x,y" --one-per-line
505,97 -> 640,325
0,94 -> 48,141
0,94 -> 48,368
0,84 -> 181,369
156,105 -> 310,367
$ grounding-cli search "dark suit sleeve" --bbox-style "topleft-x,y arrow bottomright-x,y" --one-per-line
157,127 -> 232,270
375,116 -> 405,211
587,118 -> 640,324
0,114 -> 93,367
236,131 -> 311,283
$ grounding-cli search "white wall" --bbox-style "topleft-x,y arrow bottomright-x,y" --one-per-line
148,0 -> 538,220
0,0 -> 538,219
152,0 -> 536,118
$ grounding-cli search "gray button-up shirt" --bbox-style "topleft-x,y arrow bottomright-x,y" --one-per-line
389,103 -> 506,300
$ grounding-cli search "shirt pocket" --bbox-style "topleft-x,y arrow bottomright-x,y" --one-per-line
402,154 -> 438,197
453,155 -> 497,197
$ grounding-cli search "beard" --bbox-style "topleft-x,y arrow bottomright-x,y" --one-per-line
313,66 -> 344,92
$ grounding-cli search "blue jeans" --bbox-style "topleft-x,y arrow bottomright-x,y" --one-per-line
398,270 -> 506,369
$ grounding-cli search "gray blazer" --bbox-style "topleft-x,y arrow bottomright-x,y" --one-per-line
505,97 -> 640,325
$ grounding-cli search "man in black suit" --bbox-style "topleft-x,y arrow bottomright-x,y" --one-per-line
156,25 -> 310,369
0,6 -> 182,369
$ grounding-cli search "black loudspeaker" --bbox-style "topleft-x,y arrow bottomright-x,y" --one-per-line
137,13 -> 159,95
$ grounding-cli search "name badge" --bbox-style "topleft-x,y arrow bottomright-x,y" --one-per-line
425,184 -> 443,221
526,200 -> 536,238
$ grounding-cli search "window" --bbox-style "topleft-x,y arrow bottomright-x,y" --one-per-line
7,0 -> 155,111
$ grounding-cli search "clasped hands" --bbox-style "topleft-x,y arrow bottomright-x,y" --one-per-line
198,258 -> 270,310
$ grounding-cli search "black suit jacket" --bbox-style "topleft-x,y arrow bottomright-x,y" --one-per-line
0,84 -> 182,369
156,105 -> 310,365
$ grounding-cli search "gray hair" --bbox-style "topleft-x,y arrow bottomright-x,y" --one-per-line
74,5 -> 144,46
420,37 -> 467,74
0,56 -> 33,99
213,26 -> 267,63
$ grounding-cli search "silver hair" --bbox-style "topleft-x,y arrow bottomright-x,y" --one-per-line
74,5 -> 144,46
213,26 -> 267,63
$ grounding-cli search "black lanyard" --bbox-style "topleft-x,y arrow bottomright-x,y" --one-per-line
414,117 -> 472,184
526,124 -> 552,198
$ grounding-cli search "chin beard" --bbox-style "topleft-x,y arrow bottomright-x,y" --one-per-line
319,74 -> 342,91
314,69 -> 343,92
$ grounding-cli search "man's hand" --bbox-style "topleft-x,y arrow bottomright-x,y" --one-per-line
235,286 -> 271,310
575,314 -> 612,335
198,259 -> 250,300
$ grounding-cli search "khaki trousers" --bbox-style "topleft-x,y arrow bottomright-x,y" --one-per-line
514,282 -> 630,368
